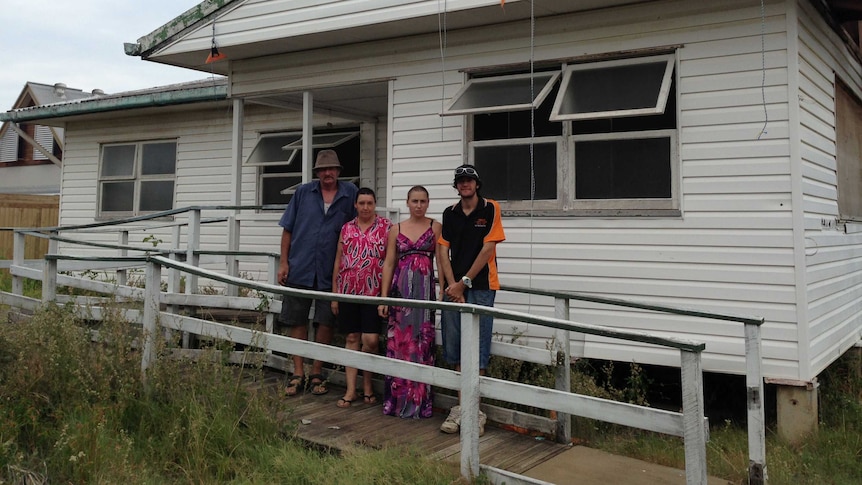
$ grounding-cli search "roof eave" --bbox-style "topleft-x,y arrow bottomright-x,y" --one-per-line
0,84 -> 228,124
125,0 -> 242,59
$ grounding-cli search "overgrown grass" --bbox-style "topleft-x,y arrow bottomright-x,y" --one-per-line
585,351 -> 862,485
0,269 -> 42,299
0,303 -> 465,484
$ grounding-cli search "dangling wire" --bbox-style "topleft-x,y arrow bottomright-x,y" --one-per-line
757,0 -> 769,139
438,0 -> 448,141
528,0 -> 536,293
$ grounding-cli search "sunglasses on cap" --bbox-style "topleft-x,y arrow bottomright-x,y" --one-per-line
454,166 -> 478,177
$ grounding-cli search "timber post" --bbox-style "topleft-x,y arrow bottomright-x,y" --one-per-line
553,296 -> 572,444
141,260 -> 162,384
12,231 -> 25,296
460,311 -> 481,480
680,349 -> 708,485
41,233 -> 58,302
186,208 -> 200,295
745,322 -> 767,484
117,230 -> 129,286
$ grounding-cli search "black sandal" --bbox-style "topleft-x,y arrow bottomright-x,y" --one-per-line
363,393 -> 378,405
308,374 -> 329,395
285,375 -> 305,397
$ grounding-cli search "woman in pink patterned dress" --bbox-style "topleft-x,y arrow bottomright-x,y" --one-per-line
332,188 -> 392,408
378,186 -> 442,418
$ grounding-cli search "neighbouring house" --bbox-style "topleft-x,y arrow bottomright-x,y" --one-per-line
2,0 -> 861,436
0,82 -> 102,194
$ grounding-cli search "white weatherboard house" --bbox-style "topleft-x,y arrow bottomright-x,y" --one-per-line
3,0 -> 861,434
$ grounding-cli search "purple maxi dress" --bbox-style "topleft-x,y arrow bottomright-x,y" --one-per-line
382,224 -> 436,418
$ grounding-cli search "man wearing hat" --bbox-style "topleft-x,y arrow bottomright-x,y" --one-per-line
277,149 -> 359,397
436,164 -> 506,436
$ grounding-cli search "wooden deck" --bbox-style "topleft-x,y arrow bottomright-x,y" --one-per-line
248,371 -> 571,476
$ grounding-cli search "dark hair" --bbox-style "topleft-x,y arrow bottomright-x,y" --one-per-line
407,185 -> 429,199
356,187 -> 377,202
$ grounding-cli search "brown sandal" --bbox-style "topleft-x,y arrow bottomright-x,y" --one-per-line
308,374 -> 329,395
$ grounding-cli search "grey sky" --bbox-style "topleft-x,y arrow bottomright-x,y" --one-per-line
0,0 -> 210,109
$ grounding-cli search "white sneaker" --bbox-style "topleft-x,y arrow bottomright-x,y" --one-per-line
440,405 -> 461,434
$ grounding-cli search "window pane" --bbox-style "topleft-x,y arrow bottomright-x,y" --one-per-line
575,137 -> 671,199
282,132 -> 359,149
139,181 -> 174,211
246,133 -> 302,165
141,142 -> 177,175
475,143 -> 557,201
101,145 -> 135,177
262,176 -> 301,205
474,86 -> 562,140
101,181 -> 134,212
552,55 -> 674,120
445,72 -> 559,114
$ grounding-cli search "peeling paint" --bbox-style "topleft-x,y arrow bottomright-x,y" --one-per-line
129,0 -> 239,58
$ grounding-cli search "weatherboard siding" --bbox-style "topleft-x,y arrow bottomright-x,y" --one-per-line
227,0 -> 803,378
796,0 -> 862,379
57,103 -> 384,284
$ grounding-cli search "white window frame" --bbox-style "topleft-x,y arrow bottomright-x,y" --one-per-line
97,140 -> 177,218
550,54 -> 675,121
443,71 -> 561,116
469,136 -> 565,212
254,130 -> 360,206
569,129 -> 679,212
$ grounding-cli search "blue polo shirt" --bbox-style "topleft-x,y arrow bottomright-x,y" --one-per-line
279,180 -> 358,290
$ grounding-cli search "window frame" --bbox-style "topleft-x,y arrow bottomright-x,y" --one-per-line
97,140 -> 177,218
254,129 -> 361,207
457,52 -> 680,216
443,71 -> 561,116
550,54 -> 675,121
569,129 -> 679,212
468,135 -> 566,212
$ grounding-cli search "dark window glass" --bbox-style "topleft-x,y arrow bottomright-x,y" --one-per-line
141,142 -> 177,175
558,61 -> 668,115
101,145 -> 136,177
571,81 -> 676,135
448,73 -> 558,112
575,137 -> 671,199
474,85 -> 562,140
475,143 -> 557,201
139,181 -> 175,211
101,181 -> 135,212
262,176 -> 300,205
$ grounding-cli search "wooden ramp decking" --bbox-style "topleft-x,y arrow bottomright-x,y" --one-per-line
248,371 -> 571,476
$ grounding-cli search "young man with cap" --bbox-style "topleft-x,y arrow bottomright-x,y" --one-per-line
277,149 -> 358,397
436,164 -> 506,436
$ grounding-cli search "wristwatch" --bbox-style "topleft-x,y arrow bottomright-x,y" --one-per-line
461,275 -> 473,289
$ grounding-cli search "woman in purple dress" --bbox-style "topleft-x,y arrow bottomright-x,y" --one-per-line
378,186 -> 442,419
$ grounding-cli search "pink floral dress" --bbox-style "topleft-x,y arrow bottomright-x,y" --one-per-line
382,223 -> 436,419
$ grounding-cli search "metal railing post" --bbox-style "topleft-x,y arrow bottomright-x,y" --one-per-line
553,297 -> 572,444
117,230 -> 128,286
12,231 -> 25,296
141,260 -> 162,384
745,322 -> 767,485
460,311 -> 481,480
680,349 -> 708,485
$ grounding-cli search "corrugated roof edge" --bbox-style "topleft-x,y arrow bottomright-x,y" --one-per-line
124,0 -> 241,58
0,78 -> 228,123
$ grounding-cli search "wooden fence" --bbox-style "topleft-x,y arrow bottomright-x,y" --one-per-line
0,194 -> 59,261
